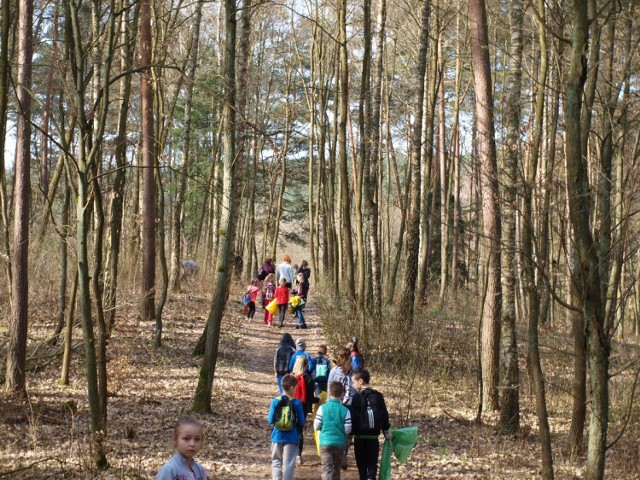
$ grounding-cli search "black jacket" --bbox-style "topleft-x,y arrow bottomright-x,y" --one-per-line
351,387 -> 390,436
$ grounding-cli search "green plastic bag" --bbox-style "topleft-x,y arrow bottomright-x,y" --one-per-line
378,426 -> 418,480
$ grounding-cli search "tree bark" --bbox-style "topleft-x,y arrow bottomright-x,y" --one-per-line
140,0 -> 156,323
469,0 -> 502,411
565,1 -> 609,477
193,0 -> 239,412
498,0 -> 523,436
5,0 -> 33,395
399,0 -> 429,324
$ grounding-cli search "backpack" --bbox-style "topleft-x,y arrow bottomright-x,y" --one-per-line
242,293 -> 251,305
351,351 -> 364,371
356,389 -> 384,432
273,396 -> 296,431
314,356 -> 330,382
275,346 -> 294,374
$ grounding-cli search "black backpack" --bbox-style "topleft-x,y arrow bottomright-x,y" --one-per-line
356,389 -> 385,433
275,346 -> 294,374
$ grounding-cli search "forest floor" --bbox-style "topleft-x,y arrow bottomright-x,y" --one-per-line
1,282 -> 640,479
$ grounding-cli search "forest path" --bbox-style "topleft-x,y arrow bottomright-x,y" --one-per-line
208,291 -> 359,479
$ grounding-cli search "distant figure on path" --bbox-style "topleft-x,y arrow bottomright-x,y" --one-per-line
233,250 -> 243,278
297,260 -> 311,285
346,337 -> 364,371
258,257 -> 276,287
244,279 -> 261,321
263,273 -> 277,326
157,415 -> 207,480
277,255 -> 295,289
292,272 -> 308,330
274,333 -> 296,393
180,259 -> 199,282
275,278 -> 290,328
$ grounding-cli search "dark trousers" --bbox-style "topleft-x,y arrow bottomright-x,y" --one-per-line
278,304 -> 287,326
247,301 -> 256,318
354,438 -> 379,480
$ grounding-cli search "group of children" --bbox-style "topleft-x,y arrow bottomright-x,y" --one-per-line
270,335 -> 390,480
245,255 -> 310,329
157,338 -> 387,480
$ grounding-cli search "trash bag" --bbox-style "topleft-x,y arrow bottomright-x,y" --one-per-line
266,299 -> 279,315
313,391 -> 329,456
378,426 -> 418,480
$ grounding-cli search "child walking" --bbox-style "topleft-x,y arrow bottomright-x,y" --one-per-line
350,369 -> 391,480
268,374 -> 306,480
292,356 -> 317,465
275,278 -> 290,328
263,273 -> 277,326
314,381 -> 352,480
292,272 -> 308,329
157,415 -> 207,480
245,279 -> 261,321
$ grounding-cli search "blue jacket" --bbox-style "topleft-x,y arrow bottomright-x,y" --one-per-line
267,395 -> 306,444
156,453 -> 207,480
288,350 -> 312,373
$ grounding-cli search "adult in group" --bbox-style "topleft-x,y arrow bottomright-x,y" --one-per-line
274,333 -> 296,394
297,260 -> 311,285
258,257 -> 275,283
277,254 -> 296,289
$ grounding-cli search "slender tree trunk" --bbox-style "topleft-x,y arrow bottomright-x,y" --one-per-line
469,0 -> 502,411
498,0 -> 523,436
565,1 -> 609,477
140,0 -> 156,323
524,0 -> 552,474
337,0 -> 355,298
193,0 -> 239,412
105,3 -> 137,332
399,0 -> 429,324
0,0 -> 12,299
170,0 -> 204,292
437,33 -> 449,306
59,269 -> 78,386
366,0 -> 386,322
54,182 -> 71,339
5,0 -> 33,394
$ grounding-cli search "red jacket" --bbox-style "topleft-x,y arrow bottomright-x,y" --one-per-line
275,286 -> 290,305
294,375 -> 307,404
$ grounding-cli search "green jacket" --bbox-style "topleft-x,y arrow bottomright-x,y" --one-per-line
314,398 -> 352,447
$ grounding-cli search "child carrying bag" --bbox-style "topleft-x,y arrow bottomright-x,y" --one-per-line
266,298 -> 279,315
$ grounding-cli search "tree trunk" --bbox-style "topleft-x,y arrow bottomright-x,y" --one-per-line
192,0 -> 239,413
0,0 -> 12,299
105,3 -> 137,332
5,0 -> 33,395
337,0 -> 355,298
498,0 -> 523,436
469,0 -> 502,411
170,0 -> 204,292
140,0 -> 156,323
399,0 -> 429,324
565,1 -> 609,477
524,0 -> 552,474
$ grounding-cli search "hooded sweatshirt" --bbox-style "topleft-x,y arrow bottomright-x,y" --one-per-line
274,333 -> 296,375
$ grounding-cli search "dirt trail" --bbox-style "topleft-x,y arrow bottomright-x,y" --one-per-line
212,296 -> 359,479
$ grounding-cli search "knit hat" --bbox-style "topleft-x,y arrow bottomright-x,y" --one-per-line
296,338 -> 306,349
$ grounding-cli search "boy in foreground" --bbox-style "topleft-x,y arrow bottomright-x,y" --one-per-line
351,369 -> 391,480
268,374 -> 306,480
314,381 -> 352,480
